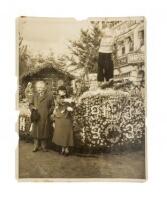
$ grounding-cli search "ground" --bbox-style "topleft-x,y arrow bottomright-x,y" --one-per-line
19,140 -> 145,180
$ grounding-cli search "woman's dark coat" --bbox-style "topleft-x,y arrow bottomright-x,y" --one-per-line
52,105 -> 74,147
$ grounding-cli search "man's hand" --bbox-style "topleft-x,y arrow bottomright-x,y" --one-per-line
29,104 -> 37,110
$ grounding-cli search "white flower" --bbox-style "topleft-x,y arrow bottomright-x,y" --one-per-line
53,107 -> 58,115
67,106 -> 73,112
58,90 -> 66,96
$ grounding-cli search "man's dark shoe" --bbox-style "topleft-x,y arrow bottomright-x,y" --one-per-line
32,148 -> 38,152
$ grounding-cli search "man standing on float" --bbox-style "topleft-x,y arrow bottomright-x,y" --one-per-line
97,22 -> 115,86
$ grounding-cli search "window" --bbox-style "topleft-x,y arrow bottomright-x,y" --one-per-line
138,30 -> 144,47
125,36 -> 134,53
122,46 -> 125,55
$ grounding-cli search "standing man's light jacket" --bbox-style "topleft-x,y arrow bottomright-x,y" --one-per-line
99,27 -> 115,53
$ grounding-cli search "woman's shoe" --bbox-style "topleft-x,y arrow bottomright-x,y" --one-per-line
64,152 -> 69,156
59,148 -> 65,155
64,147 -> 69,156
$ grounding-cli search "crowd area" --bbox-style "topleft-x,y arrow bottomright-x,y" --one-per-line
19,77 -> 145,155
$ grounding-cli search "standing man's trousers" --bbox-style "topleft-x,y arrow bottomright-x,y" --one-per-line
97,52 -> 114,82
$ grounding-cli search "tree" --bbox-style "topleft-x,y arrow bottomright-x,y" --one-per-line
67,22 -> 102,78
19,32 -> 32,76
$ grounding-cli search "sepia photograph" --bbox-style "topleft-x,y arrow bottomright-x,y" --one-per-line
17,17 -> 146,180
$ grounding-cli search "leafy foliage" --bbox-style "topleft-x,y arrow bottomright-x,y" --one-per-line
19,32 -> 31,76
67,22 -> 102,74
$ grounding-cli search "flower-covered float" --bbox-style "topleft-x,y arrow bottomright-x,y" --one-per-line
73,86 -> 145,152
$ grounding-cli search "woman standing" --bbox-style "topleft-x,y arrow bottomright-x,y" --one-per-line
52,86 -> 74,156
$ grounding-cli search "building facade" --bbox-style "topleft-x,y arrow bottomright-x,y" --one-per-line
111,19 -> 145,85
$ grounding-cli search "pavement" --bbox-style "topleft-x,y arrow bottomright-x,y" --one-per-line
18,140 -> 146,180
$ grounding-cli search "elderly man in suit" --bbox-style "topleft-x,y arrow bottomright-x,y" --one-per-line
30,81 -> 54,152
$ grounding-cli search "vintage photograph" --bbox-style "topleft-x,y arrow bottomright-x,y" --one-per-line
17,17 -> 146,180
